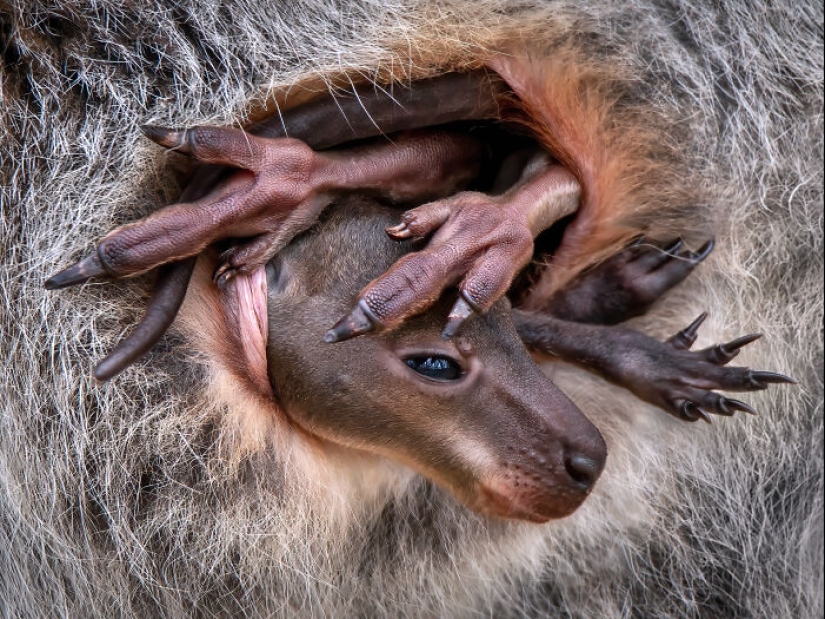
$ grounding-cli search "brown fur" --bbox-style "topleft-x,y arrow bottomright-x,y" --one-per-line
1,1 -> 821,617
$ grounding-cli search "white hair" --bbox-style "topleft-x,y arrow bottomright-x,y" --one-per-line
0,1 -> 821,616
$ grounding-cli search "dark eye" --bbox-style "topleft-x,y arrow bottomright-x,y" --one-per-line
404,355 -> 464,381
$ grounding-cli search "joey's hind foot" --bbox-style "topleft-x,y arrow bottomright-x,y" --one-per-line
44,73 -> 508,379
514,310 -> 794,423
546,236 -> 715,325
46,126 -> 483,289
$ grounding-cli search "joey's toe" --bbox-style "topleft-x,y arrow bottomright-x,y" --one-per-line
325,301 -> 378,343
45,253 -> 108,289
140,125 -> 186,150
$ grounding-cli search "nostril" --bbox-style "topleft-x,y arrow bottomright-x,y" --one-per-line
564,454 -> 602,488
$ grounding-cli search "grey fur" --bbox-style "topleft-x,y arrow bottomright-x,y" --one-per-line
0,1 -> 822,618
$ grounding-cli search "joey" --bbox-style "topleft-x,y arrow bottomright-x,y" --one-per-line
233,196 -> 789,521
264,197 -> 607,522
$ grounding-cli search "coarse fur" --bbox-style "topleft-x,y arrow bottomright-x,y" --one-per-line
0,1 -> 822,618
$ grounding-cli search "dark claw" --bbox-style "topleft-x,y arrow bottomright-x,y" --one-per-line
724,398 -> 757,415
688,238 -> 715,263
681,401 -> 700,422
708,333 -> 762,364
668,312 -> 708,350
442,295 -> 475,339
664,238 -> 684,254
682,401 -> 713,424
721,333 -> 762,354
750,371 -> 797,387
716,398 -> 733,415
44,253 -> 108,290
140,125 -> 188,152
325,300 -> 378,343
695,407 -> 713,424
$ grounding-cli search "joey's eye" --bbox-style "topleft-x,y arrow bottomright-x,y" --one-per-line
404,355 -> 464,381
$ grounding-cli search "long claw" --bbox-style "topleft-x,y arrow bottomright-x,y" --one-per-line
751,371 -> 797,386
45,253 -> 108,290
682,401 -> 712,424
720,333 -> 762,354
682,312 -> 708,338
695,407 -> 713,424
669,311 -> 708,350
140,125 -> 187,151
664,238 -> 684,254
690,238 -> 715,263
325,300 -> 378,343
706,332 -> 762,364
725,398 -> 757,415
442,295 -> 476,339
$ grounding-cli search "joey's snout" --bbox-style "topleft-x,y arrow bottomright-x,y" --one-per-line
480,425 -> 606,522
475,373 -> 607,522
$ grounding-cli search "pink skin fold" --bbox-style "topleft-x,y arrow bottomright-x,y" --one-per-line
224,267 -> 271,397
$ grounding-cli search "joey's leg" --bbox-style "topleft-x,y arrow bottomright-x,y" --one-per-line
45,127 -> 484,289
47,72 -> 504,292
513,310 -> 795,422
545,236 -> 715,325
326,154 -> 582,342
45,72 -> 506,380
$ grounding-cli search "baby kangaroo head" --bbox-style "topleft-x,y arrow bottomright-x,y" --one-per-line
266,197 -> 606,522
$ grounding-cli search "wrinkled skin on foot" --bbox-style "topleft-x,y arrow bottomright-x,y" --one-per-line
42,72 -> 513,379
46,121 -> 581,377
326,157 -> 580,342
47,126 -> 485,288
43,125 -> 486,378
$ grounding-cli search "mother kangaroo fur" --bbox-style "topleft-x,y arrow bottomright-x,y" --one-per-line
0,1 -> 822,617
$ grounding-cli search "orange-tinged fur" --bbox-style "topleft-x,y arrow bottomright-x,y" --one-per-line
490,50 -> 693,302
3,2 -> 819,617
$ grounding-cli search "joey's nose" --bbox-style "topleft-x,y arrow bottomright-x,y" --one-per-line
564,453 -> 605,489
